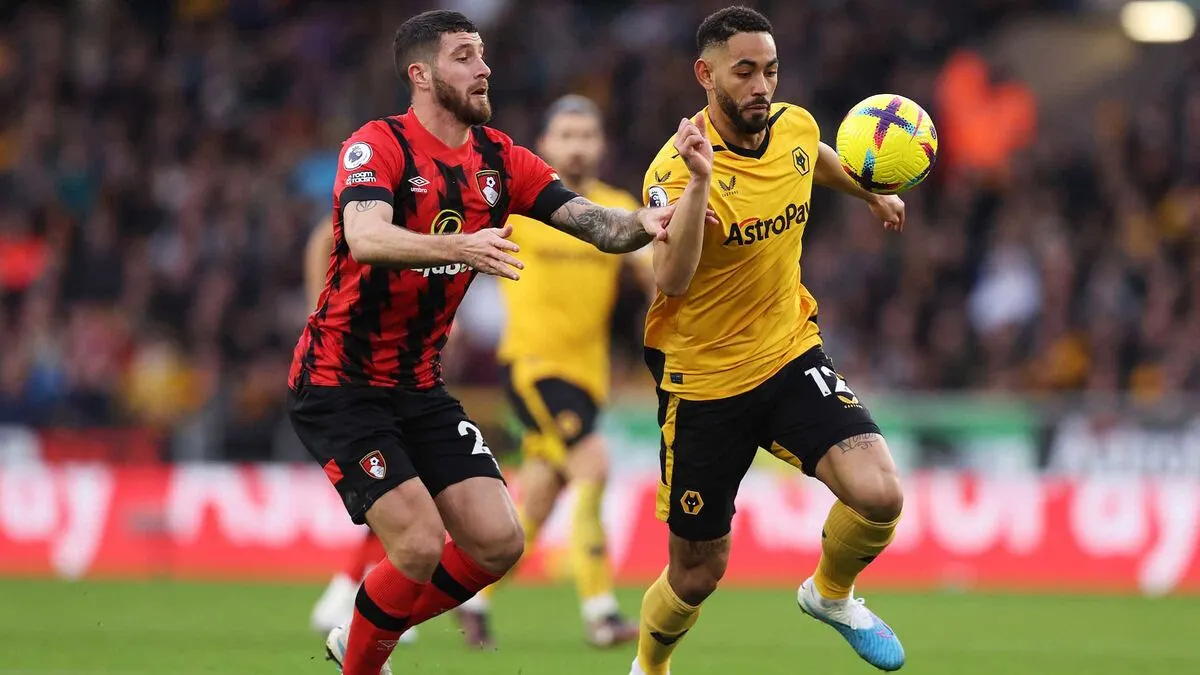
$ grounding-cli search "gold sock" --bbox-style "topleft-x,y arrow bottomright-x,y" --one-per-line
813,500 -> 899,600
637,567 -> 700,675
571,480 -> 613,605
480,504 -> 541,600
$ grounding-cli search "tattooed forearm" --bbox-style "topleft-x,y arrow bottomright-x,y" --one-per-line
835,433 -> 882,454
549,197 -> 652,253
354,200 -> 379,212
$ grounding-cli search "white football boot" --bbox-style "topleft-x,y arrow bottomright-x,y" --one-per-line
324,624 -> 393,675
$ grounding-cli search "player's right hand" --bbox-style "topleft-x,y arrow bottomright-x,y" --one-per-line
674,114 -> 713,179
454,224 -> 524,280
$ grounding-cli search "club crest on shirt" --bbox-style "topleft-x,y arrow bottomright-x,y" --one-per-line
476,170 -> 502,206
359,450 -> 386,479
792,146 -> 810,176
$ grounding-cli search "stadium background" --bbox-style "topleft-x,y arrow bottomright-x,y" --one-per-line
1,0 -> 1199,673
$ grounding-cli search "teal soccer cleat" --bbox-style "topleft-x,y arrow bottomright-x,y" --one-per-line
797,577 -> 905,671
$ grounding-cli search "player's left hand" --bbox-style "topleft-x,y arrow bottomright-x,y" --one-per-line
869,194 -> 905,232
639,205 -> 722,242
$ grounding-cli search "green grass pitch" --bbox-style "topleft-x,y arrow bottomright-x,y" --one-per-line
0,579 -> 1195,674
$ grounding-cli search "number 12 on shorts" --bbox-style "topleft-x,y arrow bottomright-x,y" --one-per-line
458,421 -> 499,469
804,366 -> 859,403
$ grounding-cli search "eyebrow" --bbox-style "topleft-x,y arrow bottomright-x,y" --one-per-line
733,57 -> 780,69
450,41 -> 483,55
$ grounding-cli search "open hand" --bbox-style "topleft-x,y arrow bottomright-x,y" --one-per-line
454,225 -> 523,280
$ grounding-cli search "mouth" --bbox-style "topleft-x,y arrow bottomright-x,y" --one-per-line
470,86 -> 489,98
744,103 -> 770,113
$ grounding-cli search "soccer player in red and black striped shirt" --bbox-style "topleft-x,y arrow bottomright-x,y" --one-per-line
287,10 -> 677,675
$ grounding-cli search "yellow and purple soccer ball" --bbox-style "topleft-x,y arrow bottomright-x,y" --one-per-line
836,94 -> 938,195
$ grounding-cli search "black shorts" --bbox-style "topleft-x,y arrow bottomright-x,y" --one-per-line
646,345 -> 881,542
500,364 -> 599,467
287,384 -> 503,524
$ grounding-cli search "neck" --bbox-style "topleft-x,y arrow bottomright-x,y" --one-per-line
411,97 -> 471,148
706,102 -> 766,151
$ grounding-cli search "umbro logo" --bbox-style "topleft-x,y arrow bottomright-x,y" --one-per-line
409,176 -> 430,193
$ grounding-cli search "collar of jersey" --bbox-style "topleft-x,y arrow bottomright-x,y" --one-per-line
706,106 -> 786,160
399,107 -> 478,161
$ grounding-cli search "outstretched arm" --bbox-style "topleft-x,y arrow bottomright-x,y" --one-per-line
545,197 -> 660,254
342,200 -> 455,267
814,142 -> 905,231
343,200 -> 526,280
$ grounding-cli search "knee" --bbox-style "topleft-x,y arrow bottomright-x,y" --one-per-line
668,550 -> 728,606
850,468 -> 904,523
467,519 -> 525,575
386,520 -> 446,578
669,563 -> 724,606
567,434 -> 609,483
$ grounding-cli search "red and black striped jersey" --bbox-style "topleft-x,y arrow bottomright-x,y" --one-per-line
289,108 -> 576,390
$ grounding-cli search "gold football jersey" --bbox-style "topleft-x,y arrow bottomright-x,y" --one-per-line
497,180 -> 641,403
643,102 -> 823,400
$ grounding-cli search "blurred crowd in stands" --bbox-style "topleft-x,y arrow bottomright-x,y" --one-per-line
0,0 -> 1197,459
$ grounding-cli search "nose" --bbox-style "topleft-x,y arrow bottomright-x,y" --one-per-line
477,58 -> 491,80
751,73 -> 769,97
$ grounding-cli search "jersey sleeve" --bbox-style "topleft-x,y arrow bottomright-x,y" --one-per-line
643,156 -> 690,208
509,144 -> 579,222
334,122 -> 404,207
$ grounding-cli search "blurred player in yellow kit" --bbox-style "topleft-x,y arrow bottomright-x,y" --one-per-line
454,95 -> 649,649
302,218 -> 417,646
630,6 -> 910,674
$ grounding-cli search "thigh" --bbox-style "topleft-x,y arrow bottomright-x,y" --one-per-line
364,475 -> 445,569
762,347 -> 882,476
503,364 -> 600,467
656,388 -> 759,542
397,387 -> 505,498
287,385 -> 419,525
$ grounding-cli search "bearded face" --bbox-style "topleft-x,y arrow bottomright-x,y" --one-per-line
714,81 -> 771,135
433,68 -> 491,126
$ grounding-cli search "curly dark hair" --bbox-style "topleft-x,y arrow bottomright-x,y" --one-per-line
696,6 -> 773,53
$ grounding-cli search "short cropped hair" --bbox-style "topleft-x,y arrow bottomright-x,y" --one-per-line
539,94 -> 603,136
696,6 -> 773,53
393,10 -> 479,88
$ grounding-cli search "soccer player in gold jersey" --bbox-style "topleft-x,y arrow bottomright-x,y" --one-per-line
631,7 -> 909,674
454,95 -> 649,649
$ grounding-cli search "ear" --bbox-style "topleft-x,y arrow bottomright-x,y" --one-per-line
695,57 -> 714,91
408,61 -> 432,89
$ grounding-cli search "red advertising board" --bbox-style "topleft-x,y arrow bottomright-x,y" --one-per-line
1,464 -> 1198,594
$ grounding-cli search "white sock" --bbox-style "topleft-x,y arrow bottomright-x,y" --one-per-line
580,593 -> 619,623
460,592 -> 490,613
